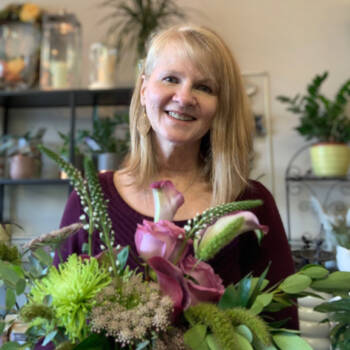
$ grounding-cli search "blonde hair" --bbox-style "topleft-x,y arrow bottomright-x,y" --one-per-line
123,24 -> 254,205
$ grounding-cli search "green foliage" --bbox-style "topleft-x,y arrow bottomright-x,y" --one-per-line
57,131 -> 85,159
0,241 -> 21,264
314,297 -> 350,350
277,71 -> 350,143
99,0 -> 187,60
79,111 -> 129,155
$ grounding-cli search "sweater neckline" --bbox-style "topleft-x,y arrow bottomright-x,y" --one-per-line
102,171 -> 187,226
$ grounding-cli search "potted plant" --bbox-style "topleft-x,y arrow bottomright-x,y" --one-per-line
277,72 -> 350,177
311,195 -> 350,272
79,111 -> 129,171
100,0 -> 187,61
4,128 -> 46,179
314,296 -> 350,350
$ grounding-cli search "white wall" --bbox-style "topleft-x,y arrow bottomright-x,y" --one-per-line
2,0 -> 350,244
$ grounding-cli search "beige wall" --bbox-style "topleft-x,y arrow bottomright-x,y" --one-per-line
2,0 -> 350,243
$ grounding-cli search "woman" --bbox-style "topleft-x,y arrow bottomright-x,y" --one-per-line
58,24 -> 298,328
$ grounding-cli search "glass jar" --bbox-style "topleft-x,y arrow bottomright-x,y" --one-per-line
89,42 -> 117,89
40,12 -> 82,90
0,21 -> 41,90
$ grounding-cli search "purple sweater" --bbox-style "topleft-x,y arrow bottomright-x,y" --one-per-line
56,171 -> 298,329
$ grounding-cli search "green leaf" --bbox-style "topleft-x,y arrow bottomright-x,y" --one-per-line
184,324 -> 209,350
117,246 -> 129,271
73,333 -> 111,349
15,278 -> 26,295
0,320 -> 6,334
311,271 -> 350,293
218,284 -> 239,309
0,342 -> 22,350
33,247 -> 53,267
6,288 -> 16,311
279,274 -> 311,294
299,264 -> 329,279
272,333 -> 313,350
206,334 -> 224,350
42,330 -> 57,346
236,324 -> 253,343
314,298 -> 350,313
0,261 -> 20,287
250,293 -> 273,315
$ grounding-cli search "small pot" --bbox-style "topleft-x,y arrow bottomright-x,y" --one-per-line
9,154 -> 41,179
336,245 -> 350,272
310,143 -> 350,176
97,152 -> 120,172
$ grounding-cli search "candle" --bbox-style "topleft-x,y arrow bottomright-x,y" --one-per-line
50,61 -> 68,89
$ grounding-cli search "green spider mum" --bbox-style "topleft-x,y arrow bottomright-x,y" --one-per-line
30,254 -> 112,343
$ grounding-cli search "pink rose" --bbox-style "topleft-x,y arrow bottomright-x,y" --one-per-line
135,219 -> 191,263
180,255 -> 225,306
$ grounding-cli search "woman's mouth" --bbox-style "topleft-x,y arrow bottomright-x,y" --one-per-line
167,111 -> 195,121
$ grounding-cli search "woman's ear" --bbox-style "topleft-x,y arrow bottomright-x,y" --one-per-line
140,74 -> 147,106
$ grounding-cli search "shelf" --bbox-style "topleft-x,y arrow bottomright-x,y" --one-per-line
0,88 -> 133,108
0,178 -> 69,185
286,175 -> 350,182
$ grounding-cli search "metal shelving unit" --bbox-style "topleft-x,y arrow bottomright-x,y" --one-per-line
0,87 -> 133,221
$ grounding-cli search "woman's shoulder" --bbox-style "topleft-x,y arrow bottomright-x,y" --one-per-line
239,180 -> 274,201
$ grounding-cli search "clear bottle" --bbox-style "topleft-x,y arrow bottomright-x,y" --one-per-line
39,12 -> 82,90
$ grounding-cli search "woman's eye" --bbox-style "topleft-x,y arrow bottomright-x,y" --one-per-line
163,76 -> 178,84
196,85 -> 213,94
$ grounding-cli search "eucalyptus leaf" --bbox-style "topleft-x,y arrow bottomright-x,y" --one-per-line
33,247 -> 52,267
15,278 -> 26,295
117,246 -> 129,271
250,293 -> 273,315
6,288 -> 16,311
0,261 -> 20,287
299,264 -> 329,279
42,330 -> 57,346
311,271 -> 350,293
184,324 -> 209,350
135,340 -> 149,350
272,333 -> 313,350
279,274 -> 311,294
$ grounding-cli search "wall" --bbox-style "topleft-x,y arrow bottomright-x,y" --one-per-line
2,0 -> 350,244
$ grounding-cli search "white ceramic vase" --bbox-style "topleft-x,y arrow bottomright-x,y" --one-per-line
298,293 -> 331,350
336,245 -> 350,272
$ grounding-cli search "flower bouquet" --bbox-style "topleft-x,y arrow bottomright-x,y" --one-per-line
1,146 -> 350,350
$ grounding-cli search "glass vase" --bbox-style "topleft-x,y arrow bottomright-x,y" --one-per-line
0,21 -> 41,90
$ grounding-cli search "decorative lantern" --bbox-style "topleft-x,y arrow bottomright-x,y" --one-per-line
89,43 -> 117,89
40,12 -> 81,90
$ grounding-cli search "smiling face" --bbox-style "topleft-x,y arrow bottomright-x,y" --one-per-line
140,43 -> 218,149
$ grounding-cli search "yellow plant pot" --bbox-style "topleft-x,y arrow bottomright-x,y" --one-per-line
310,143 -> 350,176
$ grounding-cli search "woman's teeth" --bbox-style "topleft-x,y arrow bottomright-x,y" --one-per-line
167,111 -> 194,121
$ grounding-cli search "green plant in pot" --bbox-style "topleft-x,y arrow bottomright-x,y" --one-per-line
100,0 -> 187,61
277,72 -> 350,177
80,111 -> 129,171
4,128 -> 46,179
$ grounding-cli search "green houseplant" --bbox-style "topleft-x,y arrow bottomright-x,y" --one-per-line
277,72 -> 350,176
80,112 -> 129,171
100,0 -> 187,61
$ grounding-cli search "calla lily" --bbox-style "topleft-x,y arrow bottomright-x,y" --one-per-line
151,180 -> 184,222
195,211 -> 269,261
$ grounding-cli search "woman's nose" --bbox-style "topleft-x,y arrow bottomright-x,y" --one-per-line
173,84 -> 196,107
